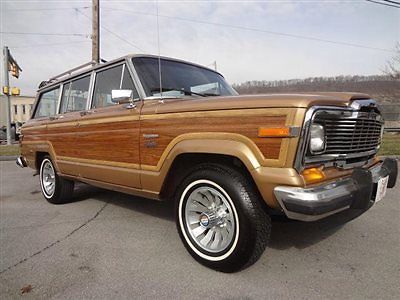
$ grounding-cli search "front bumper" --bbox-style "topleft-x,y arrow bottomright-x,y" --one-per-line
16,155 -> 27,168
274,158 -> 398,221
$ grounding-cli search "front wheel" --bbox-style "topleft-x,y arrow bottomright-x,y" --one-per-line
39,156 -> 74,204
175,164 -> 271,272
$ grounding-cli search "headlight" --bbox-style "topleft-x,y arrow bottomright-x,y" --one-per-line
310,124 -> 325,154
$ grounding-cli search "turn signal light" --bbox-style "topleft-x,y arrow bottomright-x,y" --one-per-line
302,167 -> 325,184
258,127 -> 290,137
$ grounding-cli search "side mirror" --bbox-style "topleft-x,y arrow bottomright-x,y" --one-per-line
111,89 -> 133,104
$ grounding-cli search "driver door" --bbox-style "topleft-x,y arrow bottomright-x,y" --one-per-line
77,63 -> 142,188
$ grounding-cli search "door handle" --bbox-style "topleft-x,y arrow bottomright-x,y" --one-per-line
80,111 -> 93,117
49,115 -> 64,121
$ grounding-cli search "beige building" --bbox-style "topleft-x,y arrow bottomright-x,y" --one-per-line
1,95 -> 36,127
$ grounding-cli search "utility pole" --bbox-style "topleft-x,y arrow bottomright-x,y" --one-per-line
92,0 -> 100,63
2,46 -> 12,145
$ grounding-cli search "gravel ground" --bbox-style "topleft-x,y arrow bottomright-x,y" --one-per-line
1,161 -> 399,299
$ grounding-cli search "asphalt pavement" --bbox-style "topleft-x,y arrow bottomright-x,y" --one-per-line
1,160 -> 399,299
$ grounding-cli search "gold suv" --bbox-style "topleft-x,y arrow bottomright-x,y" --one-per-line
17,55 -> 398,272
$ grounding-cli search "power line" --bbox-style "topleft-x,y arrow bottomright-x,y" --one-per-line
75,8 -> 145,52
382,0 -> 400,5
3,6 -> 90,12
103,7 -> 397,53
0,31 -> 90,37
9,40 -> 90,49
365,0 -> 400,8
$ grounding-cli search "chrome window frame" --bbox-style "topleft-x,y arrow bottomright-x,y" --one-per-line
125,57 -> 147,100
88,60 -> 142,109
294,100 -> 382,172
59,71 -> 93,115
32,84 -> 62,119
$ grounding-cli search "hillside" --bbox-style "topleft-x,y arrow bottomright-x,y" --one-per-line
233,75 -> 399,101
233,75 -> 400,126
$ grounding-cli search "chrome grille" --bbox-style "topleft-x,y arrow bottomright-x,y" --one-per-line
314,111 -> 383,155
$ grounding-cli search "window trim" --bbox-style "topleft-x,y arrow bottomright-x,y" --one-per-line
59,72 -> 92,114
126,57 -> 147,100
33,85 -> 61,119
89,61 -> 141,109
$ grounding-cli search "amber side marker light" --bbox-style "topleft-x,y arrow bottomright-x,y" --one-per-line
302,167 -> 325,184
258,127 -> 291,137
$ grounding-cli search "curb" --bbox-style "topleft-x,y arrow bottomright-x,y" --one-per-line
0,156 -> 17,161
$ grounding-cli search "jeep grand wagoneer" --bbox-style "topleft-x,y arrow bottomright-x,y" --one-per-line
17,55 -> 398,272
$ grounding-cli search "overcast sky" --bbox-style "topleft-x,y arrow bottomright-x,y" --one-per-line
0,0 -> 399,96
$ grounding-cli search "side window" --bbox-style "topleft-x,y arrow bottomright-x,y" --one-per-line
92,64 -> 139,109
34,87 -> 60,118
60,75 -> 90,113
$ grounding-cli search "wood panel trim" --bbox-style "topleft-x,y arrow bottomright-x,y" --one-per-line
141,108 -> 292,120
57,155 -> 140,169
140,132 -> 285,172
21,108 -> 299,173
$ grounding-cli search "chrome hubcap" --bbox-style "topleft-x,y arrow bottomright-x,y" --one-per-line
41,160 -> 55,196
184,186 -> 235,253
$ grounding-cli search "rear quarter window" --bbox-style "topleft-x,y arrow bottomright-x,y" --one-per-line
34,87 -> 60,118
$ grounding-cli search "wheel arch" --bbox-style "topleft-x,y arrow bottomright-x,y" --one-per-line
28,142 -> 60,173
156,138 -> 267,208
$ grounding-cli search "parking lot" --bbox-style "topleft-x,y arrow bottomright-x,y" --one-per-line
0,160 -> 399,299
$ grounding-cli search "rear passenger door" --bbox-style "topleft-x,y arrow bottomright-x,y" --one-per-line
46,74 -> 91,176
76,63 -> 142,188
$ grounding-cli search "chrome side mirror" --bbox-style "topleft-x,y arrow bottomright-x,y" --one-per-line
111,89 -> 133,104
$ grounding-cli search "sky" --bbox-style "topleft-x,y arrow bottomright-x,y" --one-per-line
0,0 -> 399,96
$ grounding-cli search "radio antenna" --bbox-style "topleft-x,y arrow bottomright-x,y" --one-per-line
156,0 -> 163,99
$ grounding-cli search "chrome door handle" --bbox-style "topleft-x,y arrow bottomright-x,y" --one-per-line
80,111 -> 93,116
49,115 -> 64,121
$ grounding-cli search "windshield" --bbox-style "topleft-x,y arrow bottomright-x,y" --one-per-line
132,57 -> 237,98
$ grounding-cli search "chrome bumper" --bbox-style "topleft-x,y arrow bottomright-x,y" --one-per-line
16,156 -> 27,168
274,158 -> 398,222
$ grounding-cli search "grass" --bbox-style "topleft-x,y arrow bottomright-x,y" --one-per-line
0,144 -> 20,156
0,134 -> 399,157
379,133 -> 400,156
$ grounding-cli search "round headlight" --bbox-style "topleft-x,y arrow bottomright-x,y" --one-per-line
310,124 -> 325,154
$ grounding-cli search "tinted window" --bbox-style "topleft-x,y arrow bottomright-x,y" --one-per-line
92,64 -> 138,108
60,75 -> 90,113
34,87 -> 60,118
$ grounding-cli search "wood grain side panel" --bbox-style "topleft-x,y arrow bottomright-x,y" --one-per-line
140,114 -> 286,167
76,120 -> 140,164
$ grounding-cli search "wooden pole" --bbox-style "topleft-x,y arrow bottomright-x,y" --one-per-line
92,0 -> 100,63
3,46 -> 12,145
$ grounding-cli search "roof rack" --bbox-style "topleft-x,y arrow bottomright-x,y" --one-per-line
38,60 -> 97,89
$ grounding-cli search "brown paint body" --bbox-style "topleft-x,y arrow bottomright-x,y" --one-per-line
21,92 -> 371,208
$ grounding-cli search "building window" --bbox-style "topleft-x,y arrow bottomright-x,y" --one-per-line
22,105 -> 26,114
14,105 -> 18,114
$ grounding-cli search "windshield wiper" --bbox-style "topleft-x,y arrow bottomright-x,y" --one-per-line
150,87 -> 219,97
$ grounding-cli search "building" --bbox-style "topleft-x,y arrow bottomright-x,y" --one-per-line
0,95 -> 36,128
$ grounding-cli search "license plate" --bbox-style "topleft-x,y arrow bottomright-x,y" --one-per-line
375,176 -> 389,203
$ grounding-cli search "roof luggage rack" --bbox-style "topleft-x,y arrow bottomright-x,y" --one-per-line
38,60 -> 97,89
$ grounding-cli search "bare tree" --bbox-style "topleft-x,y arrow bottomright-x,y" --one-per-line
384,42 -> 400,80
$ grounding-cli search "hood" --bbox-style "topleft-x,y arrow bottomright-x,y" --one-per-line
154,92 -> 371,114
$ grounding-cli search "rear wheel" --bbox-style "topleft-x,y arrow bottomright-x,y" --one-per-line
175,164 -> 271,272
39,156 -> 74,204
